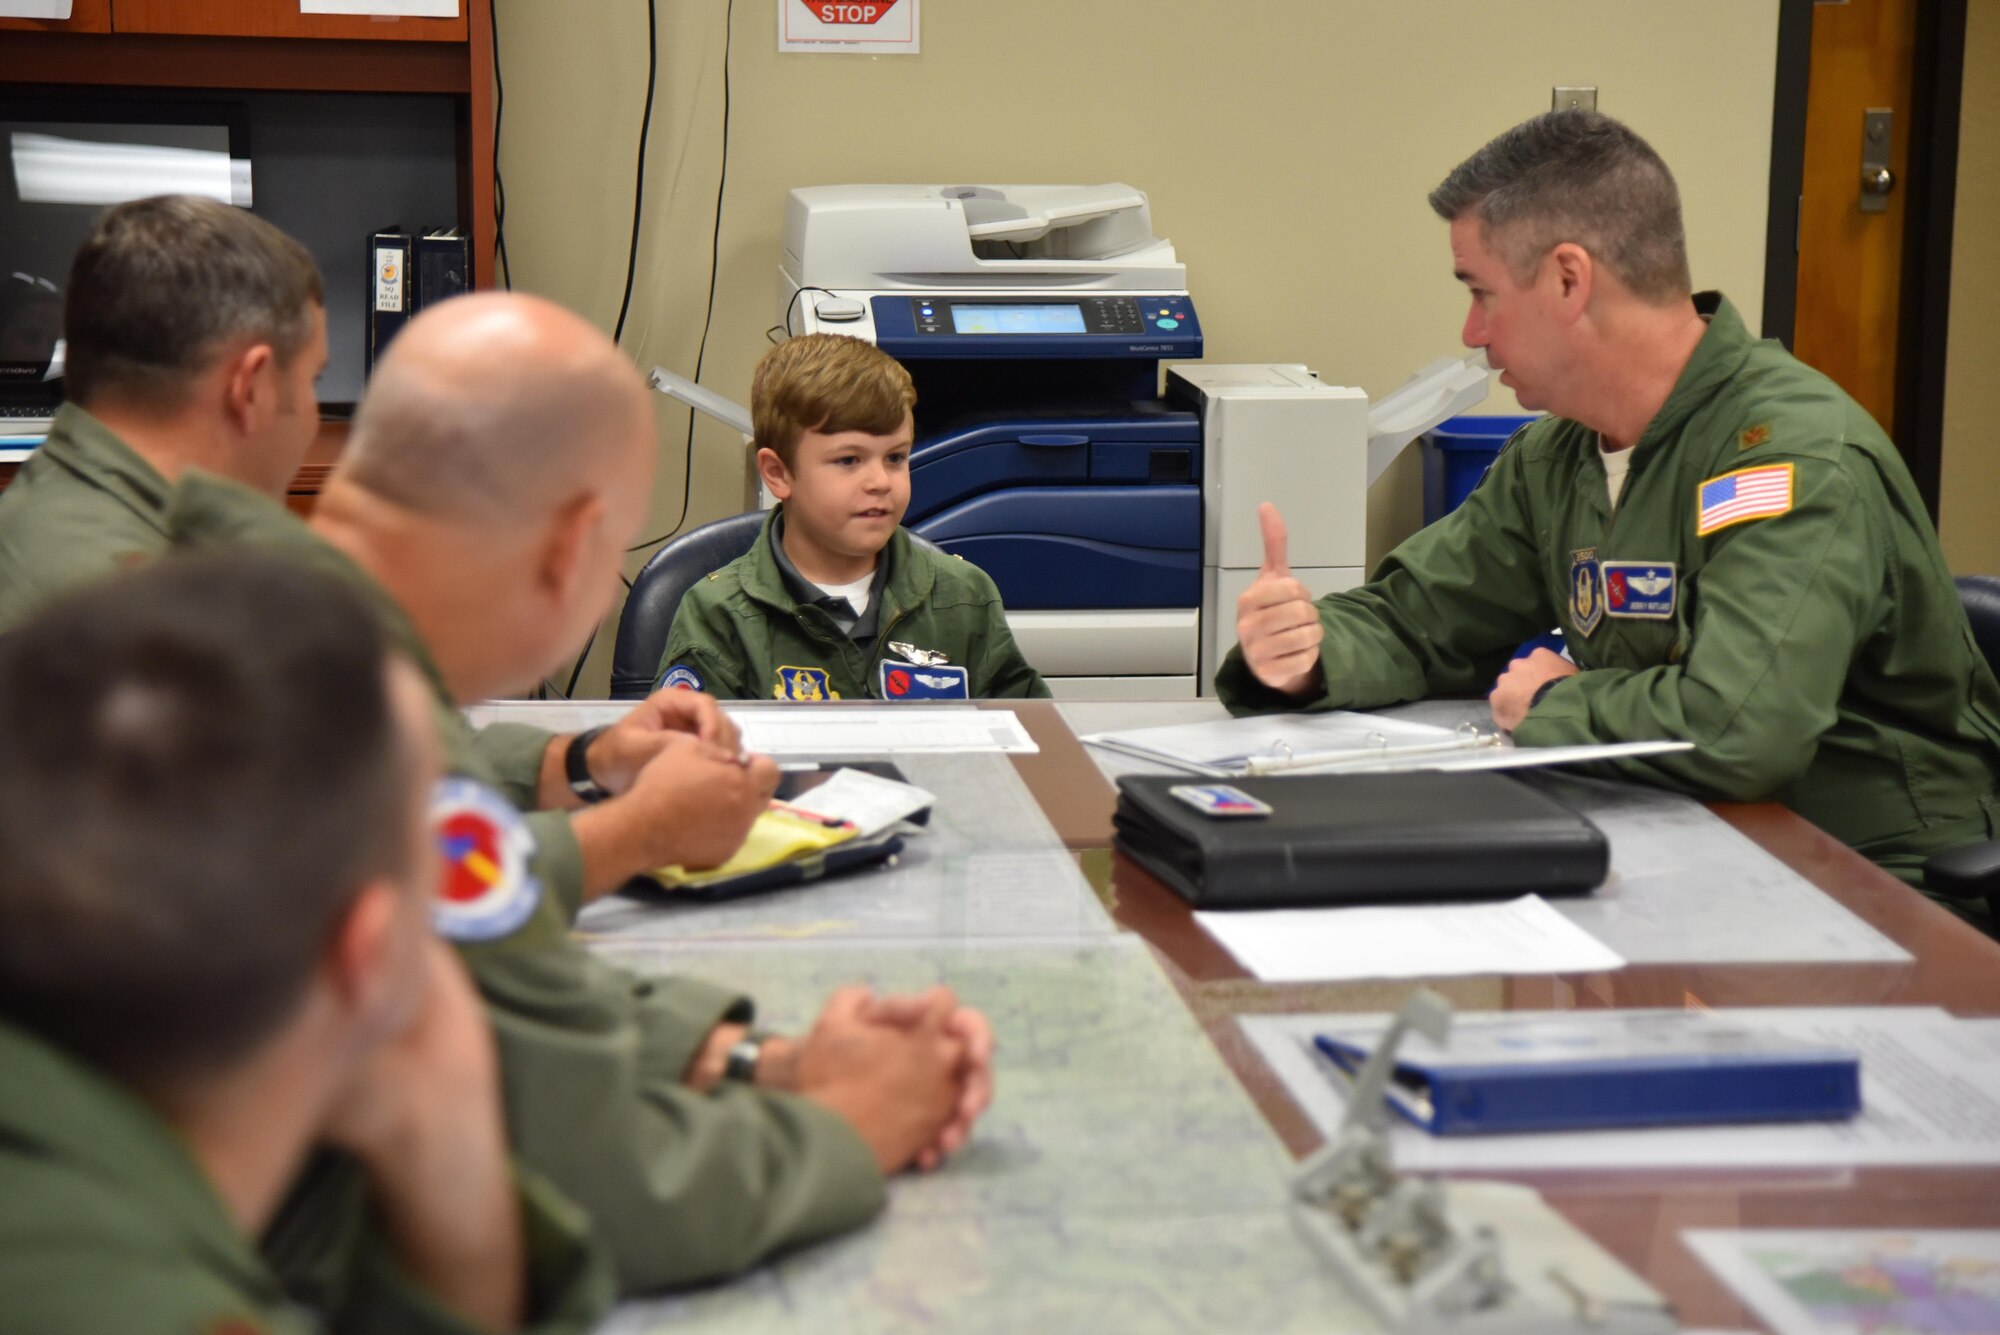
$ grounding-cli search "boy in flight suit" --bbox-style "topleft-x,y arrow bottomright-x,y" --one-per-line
659,333 -> 1048,703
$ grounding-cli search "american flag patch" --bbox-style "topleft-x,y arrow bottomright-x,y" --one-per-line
1696,463 -> 1794,536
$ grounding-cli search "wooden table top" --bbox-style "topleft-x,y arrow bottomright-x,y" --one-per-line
996,698 -> 2000,1331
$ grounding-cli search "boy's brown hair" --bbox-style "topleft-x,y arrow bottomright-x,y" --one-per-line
751,333 -> 916,469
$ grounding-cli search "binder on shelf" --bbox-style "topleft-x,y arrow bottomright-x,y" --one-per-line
1314,1009 -> 1862,1136
366,226 -> 412,375
415,227 -> 470,313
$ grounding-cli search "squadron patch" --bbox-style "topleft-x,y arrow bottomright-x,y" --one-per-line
879,660 -> 969,700
1602,561 -> 1677,619
658,664 -> 703,692
1568,547 -> 1603,637
430,778 -> 541,942
773,665 -> 840,701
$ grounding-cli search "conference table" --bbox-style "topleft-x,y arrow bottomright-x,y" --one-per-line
480,696 -> 2000,1333
1002,699 -> 2000,1332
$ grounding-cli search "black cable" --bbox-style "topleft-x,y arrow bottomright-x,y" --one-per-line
782,284 -> 835,339
624,0 -> 734,557
611,0 -> 659,346
491,0 -> 511,289
561,618 -> 601,698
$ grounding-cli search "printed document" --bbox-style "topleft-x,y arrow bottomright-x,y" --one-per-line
1195,893 -> 1626,983
1244,1008 -> 2000,1169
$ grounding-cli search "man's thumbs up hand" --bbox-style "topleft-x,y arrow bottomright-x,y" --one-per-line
1236,503 -> 1324,697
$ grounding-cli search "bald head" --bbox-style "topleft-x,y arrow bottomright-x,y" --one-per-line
340,292 -> 653,524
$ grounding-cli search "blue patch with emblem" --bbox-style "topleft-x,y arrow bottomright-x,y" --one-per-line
430,777 -> 541,943
658,664 -> 703,692
1568,547 -> 1603,637
773,665 -> 840,701
1602,561 -> 1677,619
878,660 -> 970,700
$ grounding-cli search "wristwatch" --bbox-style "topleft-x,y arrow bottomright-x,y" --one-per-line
722,1032 -> 768,1083
564,725 -> 611,804
1528,678 -> 1562,712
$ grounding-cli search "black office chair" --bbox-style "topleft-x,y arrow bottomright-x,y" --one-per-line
1920,575 -> 2000,924
608,510 -> 767,699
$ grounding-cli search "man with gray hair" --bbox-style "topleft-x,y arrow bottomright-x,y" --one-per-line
1224,109 -> 2000,903
0,194 -> 327,622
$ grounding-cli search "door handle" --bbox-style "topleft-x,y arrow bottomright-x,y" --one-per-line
1860,108 -> 1894,214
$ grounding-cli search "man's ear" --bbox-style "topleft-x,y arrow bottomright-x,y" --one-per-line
755,446 -> 794,502
219,341 -> 277,436
537,491 -> 606,600
323,880 -> 401,1024
1548,243 -> 1594,322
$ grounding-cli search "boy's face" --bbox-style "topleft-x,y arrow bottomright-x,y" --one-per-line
759,411 -> 914,564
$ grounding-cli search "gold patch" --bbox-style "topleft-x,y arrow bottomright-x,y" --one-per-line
773,665 -> 840,702
1738,422 -> 1772,450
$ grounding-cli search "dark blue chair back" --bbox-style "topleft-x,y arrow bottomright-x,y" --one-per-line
610,511 -> 766,698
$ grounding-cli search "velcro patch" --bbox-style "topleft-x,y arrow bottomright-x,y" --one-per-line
1697,463 -> 1794,536
1602,561 -> 1677,619
659,664 -> 703,692
879,660 -> 969,700
774,665 -> 840,701
430,778 -> 541,943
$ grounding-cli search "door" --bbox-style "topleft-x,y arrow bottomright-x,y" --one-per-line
1792,0 -> 1916,438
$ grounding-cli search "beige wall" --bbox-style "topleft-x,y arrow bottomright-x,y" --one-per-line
495,0 -> 1778,695
1938,2 -> 2000,574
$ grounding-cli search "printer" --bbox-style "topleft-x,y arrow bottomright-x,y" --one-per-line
779,184 -> 1488,697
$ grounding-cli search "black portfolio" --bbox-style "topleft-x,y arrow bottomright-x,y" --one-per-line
1113,771 -> 1609,909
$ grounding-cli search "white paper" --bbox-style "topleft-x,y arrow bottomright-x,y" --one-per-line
0,1 -> 71,17
778,0 -> 919,54
1195,894 -> 1625,983
300,0 -> 458,16
726,706 -> 1037,756
1081,711 -> 1689,778
784,766 -> 934,837
1245,1007 -> 2000,1170
1684,1229 -> 2000,1335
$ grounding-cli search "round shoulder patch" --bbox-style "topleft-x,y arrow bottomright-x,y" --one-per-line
430,777 -> 541,943
659,664 -> 704,692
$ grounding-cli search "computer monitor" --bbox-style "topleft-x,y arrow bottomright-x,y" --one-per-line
0,91 -> 252,409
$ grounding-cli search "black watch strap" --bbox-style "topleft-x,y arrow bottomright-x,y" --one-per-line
565,725 -> 611,804
723,1033 -> 766,1083
1528,678 -> 1562,712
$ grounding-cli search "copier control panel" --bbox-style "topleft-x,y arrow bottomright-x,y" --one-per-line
876,294 -> 1202,360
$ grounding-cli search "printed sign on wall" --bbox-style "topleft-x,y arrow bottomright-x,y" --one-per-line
778,0 -> 918,55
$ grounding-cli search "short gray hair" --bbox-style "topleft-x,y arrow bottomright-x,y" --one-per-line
1429,110 -> 1692,304
63,195 -> 324,408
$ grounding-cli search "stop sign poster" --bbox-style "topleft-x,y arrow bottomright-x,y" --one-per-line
778,0 -> 919,54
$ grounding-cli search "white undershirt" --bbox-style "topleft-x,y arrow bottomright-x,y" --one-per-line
817,571 -> 874,619
1599,437 -> 1634,513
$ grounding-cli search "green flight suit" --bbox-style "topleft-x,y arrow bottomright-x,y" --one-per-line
660,507 -> 1050,701
0,406 -> 557,830
0,1020 -> 612,1335
165,472 -> 885,1294
1216,294 -> 2000,892
0,404 -> 171,627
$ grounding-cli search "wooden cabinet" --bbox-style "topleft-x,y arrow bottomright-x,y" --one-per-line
110,0 -> 467,43
0,0 -> 111,34
0,1 -> 494,507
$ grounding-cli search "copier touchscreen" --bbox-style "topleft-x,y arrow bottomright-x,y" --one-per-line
948,303 -> 1086,335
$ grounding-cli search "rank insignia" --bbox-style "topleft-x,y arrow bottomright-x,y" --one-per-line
1568,547 -> 1603,637
430,778 -> 541,943
774,665 -> 839,701
879,660 -> 969,700
1738,422 -> 1772,450
1603,561 -> 1677,619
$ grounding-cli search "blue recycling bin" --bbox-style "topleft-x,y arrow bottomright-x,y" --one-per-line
1421,415 -> 1537,525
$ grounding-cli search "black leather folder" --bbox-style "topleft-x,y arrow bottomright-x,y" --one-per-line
1113,770 -> 1609,909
